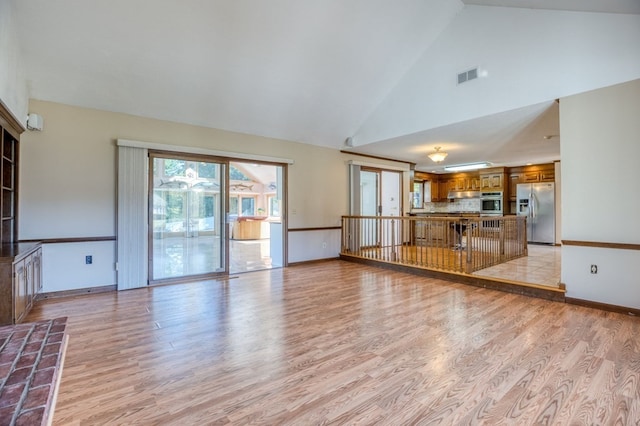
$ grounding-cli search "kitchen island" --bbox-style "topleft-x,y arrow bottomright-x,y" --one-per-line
409,211 -> 481,247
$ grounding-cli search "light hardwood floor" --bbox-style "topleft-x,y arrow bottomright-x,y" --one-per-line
27,260 -> 639,425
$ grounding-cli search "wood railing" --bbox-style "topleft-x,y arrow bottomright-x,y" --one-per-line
341,215 -> 527,274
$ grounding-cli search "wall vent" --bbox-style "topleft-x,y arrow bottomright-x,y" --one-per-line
457,67 -> 478,85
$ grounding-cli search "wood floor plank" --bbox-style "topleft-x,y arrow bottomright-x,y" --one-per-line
24,260 -> 640,425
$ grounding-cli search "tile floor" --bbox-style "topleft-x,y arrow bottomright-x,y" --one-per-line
473,244 -> 562,288
229,239 -> 273,273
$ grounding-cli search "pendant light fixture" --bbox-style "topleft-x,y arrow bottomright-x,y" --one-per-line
428,146 -> 448,163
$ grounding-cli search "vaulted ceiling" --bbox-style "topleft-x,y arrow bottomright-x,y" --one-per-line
11,0 -> 640,171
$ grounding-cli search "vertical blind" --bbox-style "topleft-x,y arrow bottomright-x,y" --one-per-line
117,145 -> 148,290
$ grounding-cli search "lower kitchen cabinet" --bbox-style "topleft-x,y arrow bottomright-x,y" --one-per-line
414,219 -> 449,245
0,243 -> 43,325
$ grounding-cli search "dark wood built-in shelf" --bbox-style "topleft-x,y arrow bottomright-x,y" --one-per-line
0,102 -> 40,326
0,125 -> 18,244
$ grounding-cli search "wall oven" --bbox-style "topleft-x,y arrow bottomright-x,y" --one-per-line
480,191 -> 503,216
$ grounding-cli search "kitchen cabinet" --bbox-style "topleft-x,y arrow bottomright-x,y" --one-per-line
0,243 -> 43,325
480,168 -> 505,191
425,180 -> 439,202
414,218 -> 448,245
521,171 -> 540,182
508,173 -> 521,201
540,169 -> 555,182
434,173 -> 481,200
470,176 -> 481,190
431,179 -> 449,201
443,178 -> 457,195
449,173 -> 480,192
413,171 -> 483,203
427,221 -> 448,245
508,163 -> 555,202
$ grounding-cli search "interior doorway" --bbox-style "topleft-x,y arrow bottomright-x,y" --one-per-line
352,167 -> 403,247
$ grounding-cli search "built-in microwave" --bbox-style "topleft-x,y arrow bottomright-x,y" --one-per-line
480,191 -> 503,215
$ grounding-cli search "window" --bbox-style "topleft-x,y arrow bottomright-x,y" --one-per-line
198,162 -> 217,178
229,197 -> 238,216
163,159 -> 186,177
230,165 -> 251,181
241,197 -> 255,216
229,195 -> 256,217
268,196 -> 280,217
412,182 -> 423,209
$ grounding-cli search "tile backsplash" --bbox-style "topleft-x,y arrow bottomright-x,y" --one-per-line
424,198 -> 481,213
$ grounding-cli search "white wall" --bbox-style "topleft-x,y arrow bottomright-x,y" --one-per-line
0,0 -> 28,124
288,229 -> 341,263
42,241 -> 116,292
560,79 -> 640,308
560,80 -> 640,242
563,246 -> 640,309
20,100 -> 408,291
355,6 -> 640,145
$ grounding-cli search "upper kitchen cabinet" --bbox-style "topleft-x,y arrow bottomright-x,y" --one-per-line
413,171 -> 483,204
479,168 -> 505,191
469,175 -> 481,191
448,173 -> 481,192
508,163 -> 555,201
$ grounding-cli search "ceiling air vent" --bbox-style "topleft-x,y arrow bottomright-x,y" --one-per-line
457,67 -> 478,85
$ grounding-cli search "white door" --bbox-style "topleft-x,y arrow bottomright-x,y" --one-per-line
360,170 -> 379,247
381,171 -> 402,249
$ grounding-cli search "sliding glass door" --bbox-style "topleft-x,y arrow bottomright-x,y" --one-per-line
150,154 -> 226,282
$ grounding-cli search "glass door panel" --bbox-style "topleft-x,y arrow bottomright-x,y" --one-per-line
150,156 -> 225,281
228,161 -> 284,274
360,170 -> 379,247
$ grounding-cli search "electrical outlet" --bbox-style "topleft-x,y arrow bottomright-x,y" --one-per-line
590,264 -> 597,274
322,242 -> 327,248
86,255 -> 93,265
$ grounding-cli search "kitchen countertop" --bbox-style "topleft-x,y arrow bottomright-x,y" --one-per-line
409,211 -> 480,217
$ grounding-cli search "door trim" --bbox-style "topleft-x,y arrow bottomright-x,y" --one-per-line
118,139 -> 294,165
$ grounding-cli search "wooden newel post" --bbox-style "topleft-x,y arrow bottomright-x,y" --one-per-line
465,220 -> 473,273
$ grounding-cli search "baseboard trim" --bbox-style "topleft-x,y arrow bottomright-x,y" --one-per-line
37,285 -> 117,300
288,257 -> 340,267
20,236 -> 116,244
288,227 -> 341,232
562,240 -> 640,251
565,297 -> 640,317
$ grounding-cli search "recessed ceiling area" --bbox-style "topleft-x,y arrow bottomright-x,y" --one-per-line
347,101 -> 560,172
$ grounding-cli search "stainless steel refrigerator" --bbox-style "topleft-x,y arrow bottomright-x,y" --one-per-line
516,182 -> 555,244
